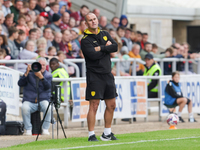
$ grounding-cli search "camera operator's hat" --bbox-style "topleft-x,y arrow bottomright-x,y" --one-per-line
145,53 -> 154,59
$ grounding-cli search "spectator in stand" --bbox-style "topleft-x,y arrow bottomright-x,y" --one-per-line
29,0 -> 37,11
164,47 -> 174,75
78,20 -> 87,37
121,28 -> 132,52
128,44 -> 145,76
106,17 -> 120,31
28,11 -> 37,28
0,11 -> 6,35
152,43 -> 158,54
18,40 -> 38,73
59,29 -> 73,58
48,2 -> 59,23
2,14 -> 14,36
18,57 -> 52,136
58,1 -> 67,17
36,37 -> 47,52
35,0 -> 47,13
36,16 -> 45,31
119,14 -> 128,27
39,12 -> 49,28
27,21 -> 34,29
136,31 -> 142,51
20,1 -> 29,16
116,26 -> 125,38
10,0 -> 23,23
141,33 -> 148,49
50,13 -> 61,32
36,28 -> 42,39
143,53 -> 161,98
0,34 -> 10,56
70,5 -> 89,25
68,17 -> 76,29
99,16 -> 107,30
71,28 -> 80,58
130,30 -> 137,44
57,51 -> 65,63
47,46 -> 57,57
109,29 -> 122,53
2,0 -> 11,17
14,29 -> 26,52
0,49 -> 11,66
140,42 -> 165,60
120,46 -> 131,76
22,28 -> 38,49
16,14 -> 30,38
43,27 -> 53,52
92,8 -> 100,19
8,26 -> 19,59
52,32 -> 62,51
59,12 -> 70,30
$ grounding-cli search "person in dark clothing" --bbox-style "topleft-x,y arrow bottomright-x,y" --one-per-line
164,71 -> 197,123
14,29 -> 26,52
81,13 -> 118,142
143,53 -> 161,98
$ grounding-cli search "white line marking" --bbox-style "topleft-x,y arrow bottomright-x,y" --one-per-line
46,136 -> 200,150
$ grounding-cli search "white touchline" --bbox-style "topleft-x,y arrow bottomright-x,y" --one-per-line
46,136 -> 200,150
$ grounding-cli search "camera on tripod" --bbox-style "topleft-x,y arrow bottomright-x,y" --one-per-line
51,85 -> 61,109
31,62 -> 42,72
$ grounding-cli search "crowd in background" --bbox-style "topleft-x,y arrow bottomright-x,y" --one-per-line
0,0 -> 200,77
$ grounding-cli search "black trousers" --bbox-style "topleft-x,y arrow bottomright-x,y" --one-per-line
148,91 -> 158,98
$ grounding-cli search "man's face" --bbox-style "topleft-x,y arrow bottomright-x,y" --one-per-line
93,9 -> 100,18
44,28 -> 52,40
62,30 -> 71,42
39,60 -> 47,73
29,0 -> 36,10
172,74 -> 180,83
79,21 -> 87,32
144,44 -> 152,52
18,34 -> 26,41
14,32 -> 19,39
71,30 -> 78,40
37,16 -> 45,27
15,1 -> 23,10
50,61 -> 59,72
51,5 -> 59,14
145,58 -> 154,68
55,33 -> 62,43
85,14 -> 98,30
5,18 -> 13,27
142,35 -> 148,43
125,30 -> 131,39
99,17 -> 107,28
4,1 -> 10,8
109,30 -> 116,39
80,7 -> 89,17
62,12 -> 70,24
132,46 -> 140,55
38,0 -> 46,9
29,32 -> 37,40
117,29 -> 125,38
112,18 -> 119,28
137,34 -> 142,42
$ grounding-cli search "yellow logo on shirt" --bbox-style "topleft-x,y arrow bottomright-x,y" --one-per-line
91,91 -> 96,96
103,36 -> 107,41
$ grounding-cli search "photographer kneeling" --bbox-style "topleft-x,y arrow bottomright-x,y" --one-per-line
18,57 -> 52,136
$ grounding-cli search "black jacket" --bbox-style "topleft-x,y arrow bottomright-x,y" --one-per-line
165,80 -> 183,98
81,28 -> 118,74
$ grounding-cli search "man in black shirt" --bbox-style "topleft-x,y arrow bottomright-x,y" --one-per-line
81,13 -> 118,142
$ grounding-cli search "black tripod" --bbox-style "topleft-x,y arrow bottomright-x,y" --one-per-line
36,85 -> 67,141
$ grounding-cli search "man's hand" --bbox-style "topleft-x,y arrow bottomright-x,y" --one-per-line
94,46 -> 101,51
34,71 -> 44,80
24,64 -> 31,77
106,41 -> 112,46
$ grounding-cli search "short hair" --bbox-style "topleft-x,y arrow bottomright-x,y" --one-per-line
152,43 -> 158,49
29,28 -> 37,34
116,26 -> 125,31
165,47 -> 174,55
36,57 -> 47,64
18,29 -> 25,35
48,46 -> 56,52
49,2 -> 59,7
172,71 -> 180,78
18,14 -> 26,20
25,40 -> 35,48
144,42 -> 151,46
37,48 -> 45,54
57,51 -> 65,56
109,29 -> 115,32
125,28 -> 132,32
111,17 -> 119,22
50,57 -> 59,64
136,31 -> 142,36
61,29 -> 69,34
43,27 -> 52,34
0,48 -> 6,57
0,35 -> 8,45
5,14 -> 13,20
8,26 -> 18,37
80,5 -> 89,9
142,33 -> 148,36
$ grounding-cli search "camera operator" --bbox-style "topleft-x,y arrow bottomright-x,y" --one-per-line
18,57 -> 52,136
